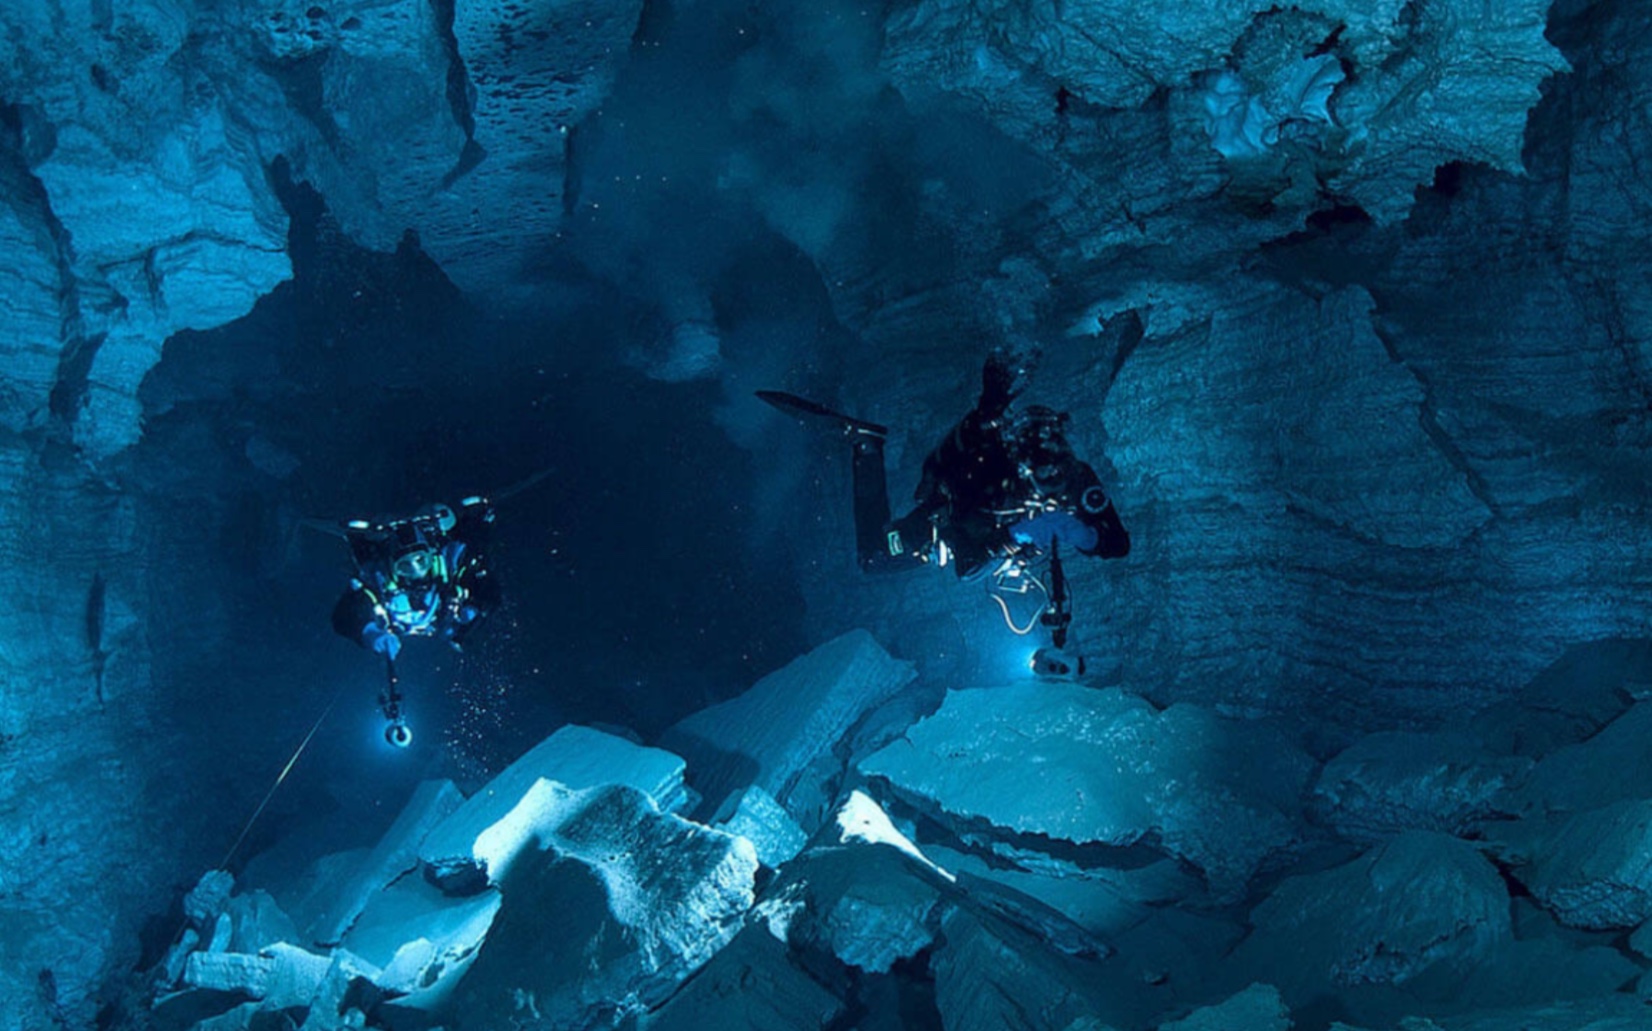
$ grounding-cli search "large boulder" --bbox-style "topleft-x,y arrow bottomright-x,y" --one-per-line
1231,831 -> 1512,1006
419,725 -> 689,888
758,792 -> 951,975
338,873 -> 501,1013
860,684 -> 1314,897
450,784 -> 758,1029
930,905 -> 1125,1031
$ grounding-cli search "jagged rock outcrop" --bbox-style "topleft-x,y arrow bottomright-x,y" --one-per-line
882,0 -> 1562,224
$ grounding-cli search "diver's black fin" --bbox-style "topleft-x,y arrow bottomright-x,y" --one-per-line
756,390 -> 888,438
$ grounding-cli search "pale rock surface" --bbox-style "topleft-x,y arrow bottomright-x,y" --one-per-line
715,785 -> 808,869
0,0 -> 291,456
861,683 -> 1313,896
1232,832 -> 1512,1004
760,792 -> 949,975
419,725 -> 688,886
306,778 -> 464,946
182,942 -> 339,1009
450,783 -> 757,1029
663,629 -> 916,830
339,872 -> 500,1011
1312,731 -> 1532,841
224,891 -> 299,955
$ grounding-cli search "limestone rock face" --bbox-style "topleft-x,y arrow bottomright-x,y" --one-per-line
881,0 -> 1562,223
0,0 -> 644,455
861,683 -> 1313,897
0,439 -> 169,1031
0,1 -> 292,456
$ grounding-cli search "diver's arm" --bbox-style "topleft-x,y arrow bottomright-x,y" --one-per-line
332,586 -> 401,659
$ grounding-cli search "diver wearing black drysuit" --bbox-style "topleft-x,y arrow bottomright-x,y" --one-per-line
330,497 -> 501,661
851,355 -> 1130,578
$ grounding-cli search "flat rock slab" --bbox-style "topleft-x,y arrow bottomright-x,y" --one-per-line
663,629 -> 915,830
860,684 -> 1313,896
340,872 -> 501,1011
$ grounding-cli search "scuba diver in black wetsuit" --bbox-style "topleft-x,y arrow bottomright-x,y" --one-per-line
760,353 -> 1129,676
329,496 -> 500,745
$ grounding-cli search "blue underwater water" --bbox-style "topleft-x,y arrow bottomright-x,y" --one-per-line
5,0 -> 1652,1028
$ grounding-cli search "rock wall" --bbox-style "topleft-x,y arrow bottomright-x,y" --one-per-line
789,0 -> 1652,734
0,438 -> 168,1030
0,0 -> 641,457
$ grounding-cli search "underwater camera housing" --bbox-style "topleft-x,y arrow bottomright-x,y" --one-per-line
1030,646 -> 1086,679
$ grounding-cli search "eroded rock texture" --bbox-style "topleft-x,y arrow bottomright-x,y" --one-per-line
790,0 -> 1652,737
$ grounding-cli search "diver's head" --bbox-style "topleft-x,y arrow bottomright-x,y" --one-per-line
1012,404 -> 1066,439
392,544 -> 437,584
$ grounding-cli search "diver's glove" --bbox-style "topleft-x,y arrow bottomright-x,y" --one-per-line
365,624 -> 402,661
